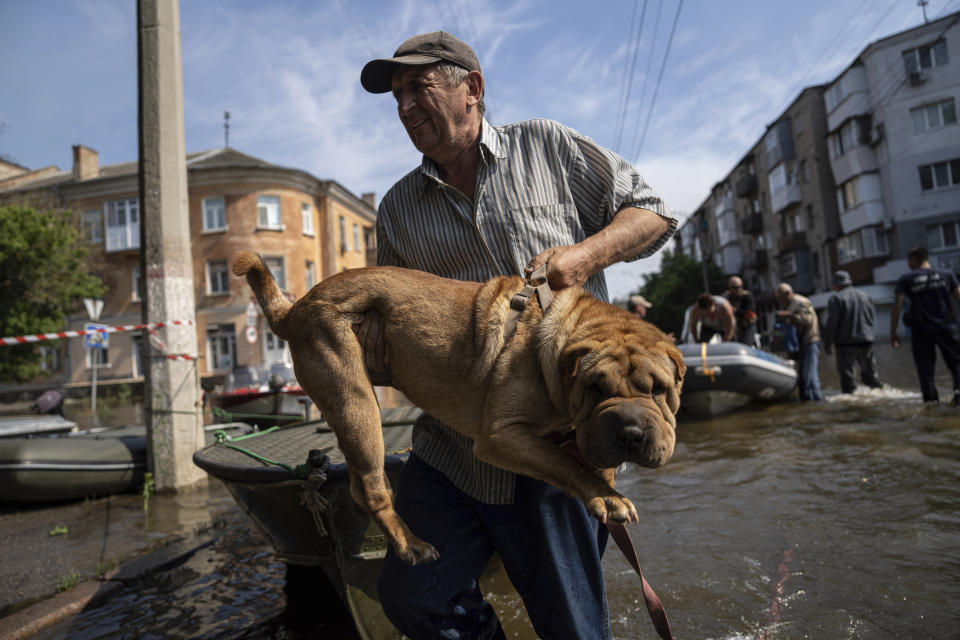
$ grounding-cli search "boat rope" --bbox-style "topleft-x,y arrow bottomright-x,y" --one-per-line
211,406 -> 301,424
700,342 -> 717,381
211,426 -> 313,479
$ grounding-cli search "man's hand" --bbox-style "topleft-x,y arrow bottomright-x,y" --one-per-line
351,308 -> 392,386
524,245 -> 593,290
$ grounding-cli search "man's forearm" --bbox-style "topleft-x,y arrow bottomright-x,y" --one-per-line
577,207 -> 670,274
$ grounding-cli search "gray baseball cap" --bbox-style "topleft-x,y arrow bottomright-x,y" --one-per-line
361,31 -> 481,94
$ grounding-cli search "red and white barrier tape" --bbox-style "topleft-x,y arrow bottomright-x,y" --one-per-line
1,320 -> 195,347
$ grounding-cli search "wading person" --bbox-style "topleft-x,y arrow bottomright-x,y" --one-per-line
890,246 -> 960,406
775,282 -> 822,401
723,276 -> 758,346
357,31 -> 675,639
687,293 -> 735,343
822,270 -> 884,394
628,293 -> 652,318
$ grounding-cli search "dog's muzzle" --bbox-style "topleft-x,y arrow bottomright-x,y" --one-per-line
584,402 -> 675,469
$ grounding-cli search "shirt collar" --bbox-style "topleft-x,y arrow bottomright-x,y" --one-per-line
415,118 -> 503,197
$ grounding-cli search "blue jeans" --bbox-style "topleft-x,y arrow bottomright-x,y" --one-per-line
377,454 -> 611,640
796,341 -> 822,401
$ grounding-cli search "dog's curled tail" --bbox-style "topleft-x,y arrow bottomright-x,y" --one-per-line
233,251 -> 292,339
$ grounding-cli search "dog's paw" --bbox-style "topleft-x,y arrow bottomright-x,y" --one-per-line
397,538 -> 440,565
586,494 -> 639,524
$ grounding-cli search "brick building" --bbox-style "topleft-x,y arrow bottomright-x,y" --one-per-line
0,145 -> 377,391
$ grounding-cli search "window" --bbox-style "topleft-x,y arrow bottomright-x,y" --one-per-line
87,346 -> 109,370
799,159 -> 809,183
208,260 -> 230,295
264,257 -> 286,289
918,158 -> 960,191
132,265 -> 142,301
826,81 -> 846,111
202,197 -> 226,231
779,253 -> 797,276
339,216 -> 348,252
39,345 -> 61,372
911,99 -> 957,133
257,195 -> 282,229
207,324 -> 236,370
354,224 -> 361,252
82,211 -> 102,244
306,261 -> 316,289
301,202 -> 314,235
786,210 -> 805,233
830,118 -> 871,159
861,227 -> 888,257
105,198 -> 140,252
364,227 -> 376,250
836,233 -> 862,264
902,39 -> 949,74
837,176 -> 861,212
806,204 -> 815,230
927,220 -> 960,250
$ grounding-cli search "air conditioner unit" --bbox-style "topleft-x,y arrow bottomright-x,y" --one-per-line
908,70 -> 927,86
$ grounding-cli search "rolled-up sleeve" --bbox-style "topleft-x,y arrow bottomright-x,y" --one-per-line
568,127 -> 676,261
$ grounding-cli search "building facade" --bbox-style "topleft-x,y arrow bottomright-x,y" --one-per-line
677,12 -> 960,338
0,146 -> 377,391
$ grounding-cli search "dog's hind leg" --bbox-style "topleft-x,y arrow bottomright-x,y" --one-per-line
291,312 -> 439,566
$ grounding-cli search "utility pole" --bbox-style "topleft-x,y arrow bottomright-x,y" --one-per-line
224,110 -> 230,148
138,0 -> 205,492
918,0 -> 929,23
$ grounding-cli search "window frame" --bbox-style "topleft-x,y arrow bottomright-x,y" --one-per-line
257,195 -> 283,230
206,324 -> 236,371
207,260 -> 230,295
82,210 -> 103,244
104,198 -> 140,252
918,158 -> 960,192
264,256 -> 286,290
301,202 -> 315,236
202,196 -> 227,232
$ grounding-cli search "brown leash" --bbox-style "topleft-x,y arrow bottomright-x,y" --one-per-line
548,435 -> 674,640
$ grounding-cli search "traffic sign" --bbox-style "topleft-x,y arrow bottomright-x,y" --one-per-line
245,325 -> 258,344
84,324 -> 109,349
83,298 -> 104,322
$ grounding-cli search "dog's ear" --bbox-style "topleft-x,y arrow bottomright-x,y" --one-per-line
663,343 -> 686,384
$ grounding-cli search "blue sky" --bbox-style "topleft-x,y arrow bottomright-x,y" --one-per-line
1,0 -> 954,299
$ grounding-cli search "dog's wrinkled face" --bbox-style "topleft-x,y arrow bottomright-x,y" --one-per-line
560,319 -> 685,470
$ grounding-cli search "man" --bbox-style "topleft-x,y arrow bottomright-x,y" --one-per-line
890,246 -> 960,406
358,31 -> 675,639
628,293 -> 652,318
822,270 -> 883,394
722,276 -> 758,346
687,293 -> 736,343
775,283 -> 822,401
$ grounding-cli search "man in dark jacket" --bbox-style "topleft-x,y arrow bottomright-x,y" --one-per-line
822,270 -> 883,394
723,276 -> 758,346
891,247 -> 960,405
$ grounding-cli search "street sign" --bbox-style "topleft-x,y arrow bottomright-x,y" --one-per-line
83,298 -> 104,322
245,325 -> 258,344
246,299 -> 259,327
84,323 -> 109,349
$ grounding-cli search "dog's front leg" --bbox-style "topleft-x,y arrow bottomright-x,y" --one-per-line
473,420 -> 638,524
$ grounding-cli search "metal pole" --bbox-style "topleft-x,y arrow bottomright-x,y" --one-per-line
90,348 -> 98,414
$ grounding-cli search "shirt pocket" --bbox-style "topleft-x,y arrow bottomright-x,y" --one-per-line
503,203 -> 582,263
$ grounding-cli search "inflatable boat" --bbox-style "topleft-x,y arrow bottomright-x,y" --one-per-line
0,423 -> 254,502
678,342 -> 797,415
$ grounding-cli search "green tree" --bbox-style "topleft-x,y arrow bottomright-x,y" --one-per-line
0,205 -> 104,382
633,250 -> 727,337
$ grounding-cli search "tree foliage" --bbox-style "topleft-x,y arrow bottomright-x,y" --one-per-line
633,250 -> 727,337
0,205 -> 104,382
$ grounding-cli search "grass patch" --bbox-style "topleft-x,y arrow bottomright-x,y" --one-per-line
55,569 -> 80,593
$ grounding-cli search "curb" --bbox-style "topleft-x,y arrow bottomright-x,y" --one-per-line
0,534 -> 216,639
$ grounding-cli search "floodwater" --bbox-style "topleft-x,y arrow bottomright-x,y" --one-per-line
27,343 -> 960,639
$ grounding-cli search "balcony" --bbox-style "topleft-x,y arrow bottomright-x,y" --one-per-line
748,249 -> 769,269
771,183 -> 802,214
736,174 -> 758,198
777,231 -> 808,254
740,213 -> 764,234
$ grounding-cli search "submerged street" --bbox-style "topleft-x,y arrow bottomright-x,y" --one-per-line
4,342 -> 959,639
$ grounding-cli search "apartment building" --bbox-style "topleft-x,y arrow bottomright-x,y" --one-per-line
677,11 -> 960,337
0,145 -> 377,389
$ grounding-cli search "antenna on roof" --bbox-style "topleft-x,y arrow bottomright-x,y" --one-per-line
224,111 -> 231,148
918,0 -> 929,23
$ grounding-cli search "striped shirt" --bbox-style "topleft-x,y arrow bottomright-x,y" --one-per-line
377,117 -> 676,503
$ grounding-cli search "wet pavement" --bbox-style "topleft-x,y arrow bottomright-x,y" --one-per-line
2,341 -> 959,638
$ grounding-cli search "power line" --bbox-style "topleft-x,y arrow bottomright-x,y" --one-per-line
633,0 -> 684,159
614,0 -> 649,152
629,0 -> 664,156
789,0 -> 876,93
